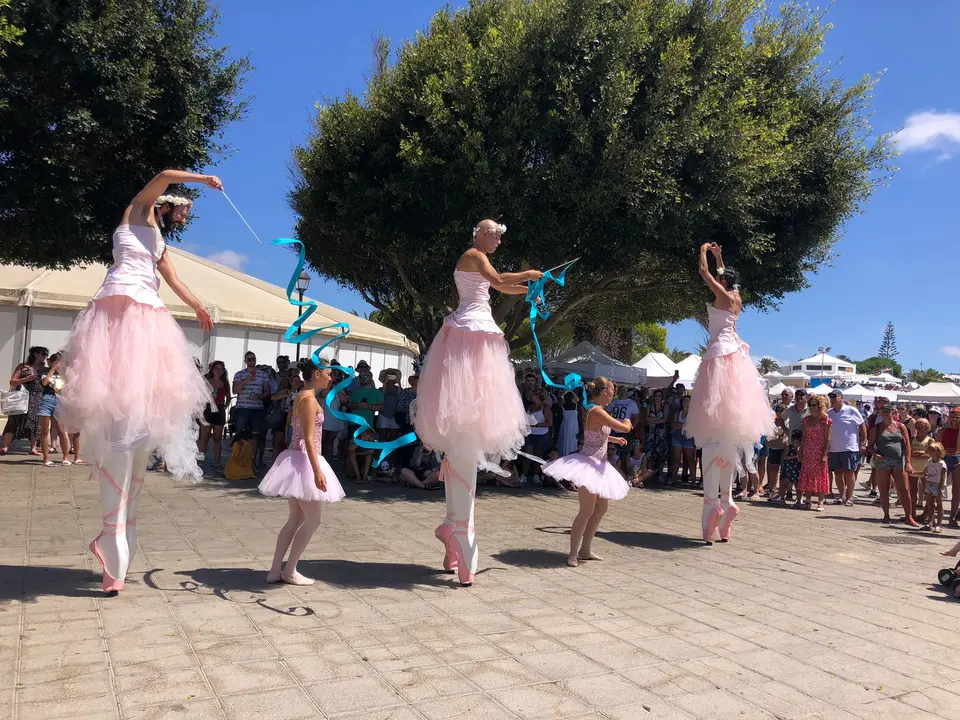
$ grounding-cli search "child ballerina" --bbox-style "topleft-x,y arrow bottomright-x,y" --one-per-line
541,377 -> 631,567
415,219 -> 541,586
920,442 -> 947,533
259,357 -> 345,585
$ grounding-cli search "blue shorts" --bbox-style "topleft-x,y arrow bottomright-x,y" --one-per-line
946,456 -> 960,473
525,433 -> 550,454
828,451 -> 860,471
232,407 -> 266,434
38,394 -> 58,418
671,434 -> 695,449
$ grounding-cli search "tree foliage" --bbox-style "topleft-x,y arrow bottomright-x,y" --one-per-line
631,322 -> 668,363
856,356 -> 903,379
878,321 -> 899,360
907,368 -> 944,385
756,357 -> 780,374
0,0 -> 23,73
667,347 -> 691,363
291,0 -> 893,351
0,0 -> 250,267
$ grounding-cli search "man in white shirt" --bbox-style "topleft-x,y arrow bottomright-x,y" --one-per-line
827,390 -> 866,505
607,386 -> 641,477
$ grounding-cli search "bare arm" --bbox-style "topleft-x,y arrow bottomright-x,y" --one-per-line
823,422 -> 832,461
698,243 -> 727,298
589,407 -> 632,434
461,249 -> 540,289
40,360 -> 61,387
298,394 -> 326,490
901,423 -> 913,472
157,252 -> 213,331
132,169 -> 222,209
9,364 -> 35,386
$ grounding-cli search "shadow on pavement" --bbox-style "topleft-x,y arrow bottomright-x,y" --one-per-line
597,531 -> 703,551
0,565 -> 101,602
492,548 -> 569,569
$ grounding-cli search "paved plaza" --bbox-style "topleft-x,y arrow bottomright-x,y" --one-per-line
2,455 -> 960,720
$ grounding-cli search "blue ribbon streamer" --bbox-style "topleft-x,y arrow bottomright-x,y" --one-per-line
524,259 -> 593,408
273,238 -> 417,466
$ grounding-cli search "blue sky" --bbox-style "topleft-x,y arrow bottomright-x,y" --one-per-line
186,1 -> 960,374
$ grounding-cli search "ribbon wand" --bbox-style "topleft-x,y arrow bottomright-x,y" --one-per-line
543,257 -> 581,275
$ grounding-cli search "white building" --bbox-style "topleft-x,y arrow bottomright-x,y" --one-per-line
785,353 -> 857,380
0,249 -> 419,381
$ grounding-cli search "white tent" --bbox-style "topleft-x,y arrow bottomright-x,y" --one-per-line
809,383 -> 833,396
544,342 -> 646,386
873,388 -> 899,402
897,382 -> 960,404
838,384 -> 876,402
632,352 -> 678,388
764,370 -> 784,380
864,372 -> 903,386
767,381 -> 789,397
782,370 -> 810,387
675,354 -> 701,386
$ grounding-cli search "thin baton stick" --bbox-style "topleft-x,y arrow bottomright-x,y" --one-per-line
221,191 -> 264,245
545,257 -> 581,274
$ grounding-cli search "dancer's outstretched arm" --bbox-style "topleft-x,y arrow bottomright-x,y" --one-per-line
133,169 -> 223,208
157,253 -> 214,331
462,249 -> 542,292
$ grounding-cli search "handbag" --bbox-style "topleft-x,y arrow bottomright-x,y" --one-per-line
0,386 -> 29,416
266,401 -> 285,431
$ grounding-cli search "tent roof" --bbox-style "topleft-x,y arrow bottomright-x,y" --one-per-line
544,341 -> 645,385
783,370 -> 811,379
767,382 -> 789,396
809,384 -> 834,395
0,248 -> 418,353
764,370 -> 784,379
838,384 -> 876,399
865,372 -> 903,384
633,352 -> 677,377
792,352 -> 855,366
549,341 -> 638,369
897,382 -> 960,403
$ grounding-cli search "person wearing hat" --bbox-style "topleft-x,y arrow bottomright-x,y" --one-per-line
346,360 -> 372,393
935,407 -> 960,526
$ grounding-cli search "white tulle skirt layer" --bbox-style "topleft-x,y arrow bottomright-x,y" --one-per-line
56,296 -> 210,481
414,322 -> 529,468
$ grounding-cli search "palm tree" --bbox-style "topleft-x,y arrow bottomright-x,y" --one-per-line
908,368 -> 945,385
667,347 -> 691,363
757,357 -> 780,375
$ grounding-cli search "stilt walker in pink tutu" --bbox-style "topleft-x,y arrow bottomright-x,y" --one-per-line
541,377 -> 631,567
415,220 -> 541,586
684,243 -> 774,544
57,170 -> 222,594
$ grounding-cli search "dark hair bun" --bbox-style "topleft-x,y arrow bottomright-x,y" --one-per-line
297,358 -> 318,378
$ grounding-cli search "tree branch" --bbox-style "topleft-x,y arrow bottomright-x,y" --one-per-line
508,281 -> 658,350
391,254 -> 451,315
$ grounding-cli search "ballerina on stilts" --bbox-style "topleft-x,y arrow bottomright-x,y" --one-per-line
684,243 -> 774,544
414,220 -> 541,586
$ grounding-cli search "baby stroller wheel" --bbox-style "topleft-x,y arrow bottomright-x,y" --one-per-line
938,568 -> 957,587
952,576 -> 960,599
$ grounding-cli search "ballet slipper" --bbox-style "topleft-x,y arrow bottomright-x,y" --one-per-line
577,550 -> 603,561
567,555 -> 579,567
265,573 -> 283,584
442,531 -> 473,586
281,571 -> 314,586
88,538 -> 124,593
702,501 -> 723,544
435,522 -> 458,573
718,503 -> 740,542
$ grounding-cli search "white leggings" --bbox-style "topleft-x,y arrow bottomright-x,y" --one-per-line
701,444 -> 739,542
89,446 -> 151,591
438,453 -> 478,575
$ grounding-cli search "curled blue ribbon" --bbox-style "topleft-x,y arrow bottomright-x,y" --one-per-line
524,259 -> 593,408
273,238 -> 417,466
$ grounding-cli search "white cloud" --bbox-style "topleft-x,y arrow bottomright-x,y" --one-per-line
940,346 -> 960,359
207,250 -> 247,271
894,111 -> 960,154
783,343 -> 798,350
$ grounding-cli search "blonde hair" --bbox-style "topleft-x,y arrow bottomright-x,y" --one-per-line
808,395 -> 829,414
928,441 -> 945,460
586,376 -> 614,400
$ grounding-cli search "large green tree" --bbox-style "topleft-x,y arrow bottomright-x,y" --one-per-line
292,0 -> 893,351
856,356 -> 903,379
0,1 -> 23,73
0,0 -> 249,267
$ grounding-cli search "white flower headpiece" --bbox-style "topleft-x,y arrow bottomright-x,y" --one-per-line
472,222 -> 507,239
155,195 -> 193,207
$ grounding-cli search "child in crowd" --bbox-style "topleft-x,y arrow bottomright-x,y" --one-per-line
401,445 -> 443,490
629,439 -> 654,488
920,442 -> 947,533
909,419 -> 933,515
777,430 -> 802,504
224,428 -> 256,480
346,427 -> 377,484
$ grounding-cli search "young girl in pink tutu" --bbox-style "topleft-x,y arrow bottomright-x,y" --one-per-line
685,243 -> 774,544
415,219 -> 542,586
57,170 -> 222,594
259,357 -> 345,585
541,377 -> 631,567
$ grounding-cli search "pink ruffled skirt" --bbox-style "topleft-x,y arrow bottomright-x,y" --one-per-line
56,295 -> 211,480
542,454 -> 630,500
259,450 -> 345,502
684,345 -> 774,448
414,322 -> 529,463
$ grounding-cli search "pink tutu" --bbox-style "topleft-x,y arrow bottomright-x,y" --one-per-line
414,322 -> 529,463
542,454 -> 630,500
259,450 -> 345,502
57,295 -> 210,480
684,346 -> 774,448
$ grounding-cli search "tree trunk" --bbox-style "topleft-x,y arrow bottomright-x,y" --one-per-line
573,324 -> 633,363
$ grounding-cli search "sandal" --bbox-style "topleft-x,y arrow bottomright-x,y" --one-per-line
61,460 -> 71,466
74,459 -> 85,465
42,461 -> 54,467
815,503 -> 825,511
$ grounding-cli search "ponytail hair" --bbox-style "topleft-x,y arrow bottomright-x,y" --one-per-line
586,376 -> 613,400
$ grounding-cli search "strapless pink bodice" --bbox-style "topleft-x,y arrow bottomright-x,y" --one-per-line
446,270 -> 502,335
93,224 -> 167,308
